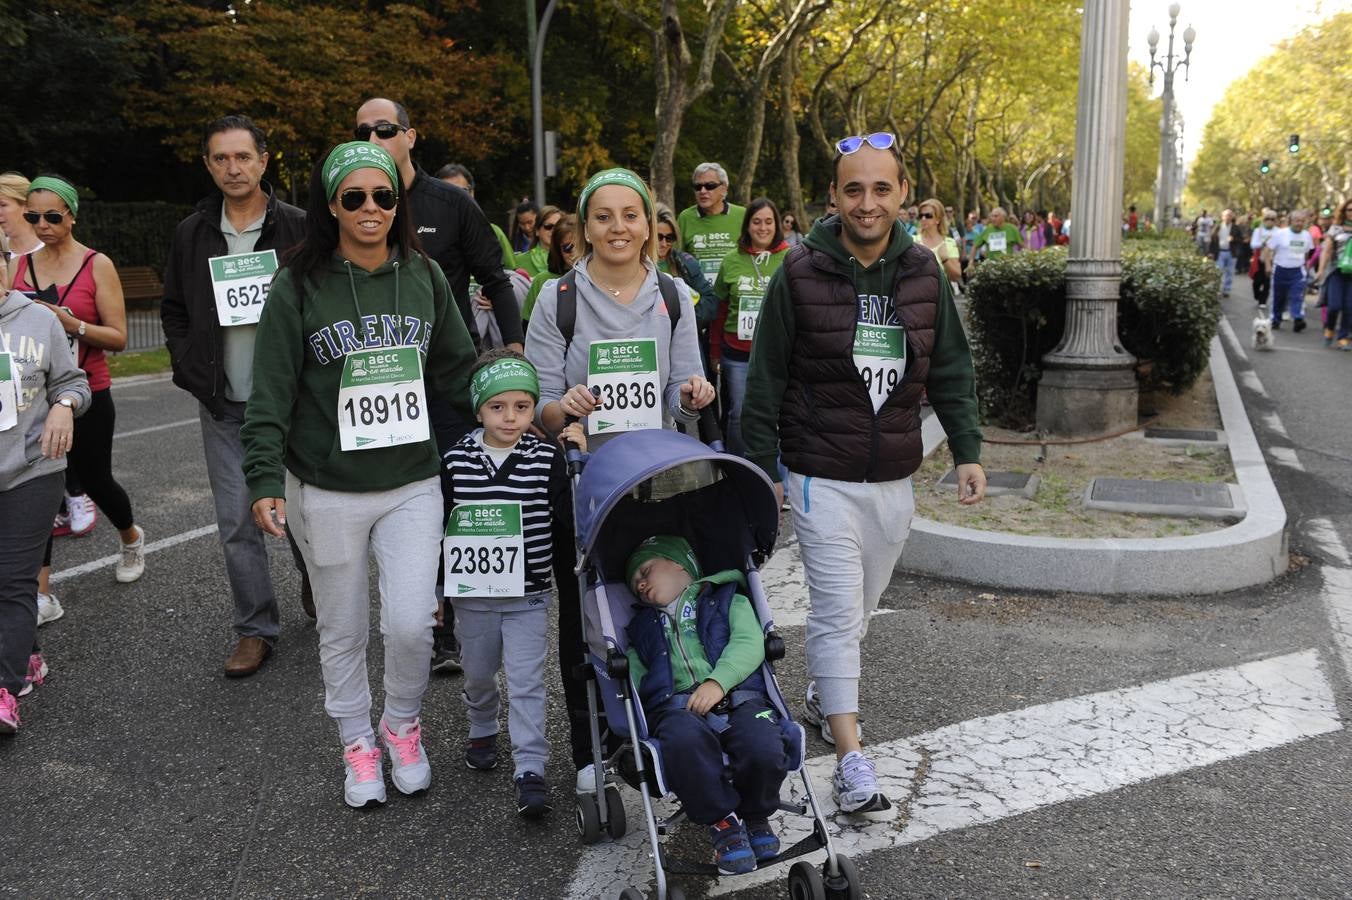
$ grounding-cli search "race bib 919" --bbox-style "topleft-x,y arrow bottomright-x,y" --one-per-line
853,323 -> 905,413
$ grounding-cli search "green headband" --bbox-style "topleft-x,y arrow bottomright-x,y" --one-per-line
28,176 -> 78,218
322,142 -> 399,200
470,357 -> 540,411
578,168 -> 652,224
626,535 -> 700,592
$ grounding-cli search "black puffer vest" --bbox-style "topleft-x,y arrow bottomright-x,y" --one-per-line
778,241 -> 939,482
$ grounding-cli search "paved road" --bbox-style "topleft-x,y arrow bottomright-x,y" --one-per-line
6,274 -> 1352,899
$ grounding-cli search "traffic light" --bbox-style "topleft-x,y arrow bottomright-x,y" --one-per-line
1259,159 -> 1271,174
1288,134 -> 1300,153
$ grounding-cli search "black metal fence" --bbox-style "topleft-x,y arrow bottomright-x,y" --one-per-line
125,308 -> 166,353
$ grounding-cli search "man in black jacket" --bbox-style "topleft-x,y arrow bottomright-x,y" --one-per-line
354,98 -> 523,354
161,115 -> 309,678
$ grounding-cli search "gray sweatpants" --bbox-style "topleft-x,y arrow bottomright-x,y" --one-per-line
786,470 -> 914,717
199,401 -> 278,641
454,599 -> 550,778
286,472 -> 442,743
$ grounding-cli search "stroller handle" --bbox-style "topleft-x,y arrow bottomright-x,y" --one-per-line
696,402 -> 724,451
562,386 -> 601,476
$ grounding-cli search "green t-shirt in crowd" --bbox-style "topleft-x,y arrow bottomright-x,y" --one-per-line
677,202 -> 746,282
713,246 -> 788,347
973,223 -> 1022,258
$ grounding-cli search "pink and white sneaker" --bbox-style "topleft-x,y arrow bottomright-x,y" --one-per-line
0,688 -> 19,734
380,717 -> 432,795
342,737 -> 386,808
67,493 -> 97,537
18,653 -> 48,698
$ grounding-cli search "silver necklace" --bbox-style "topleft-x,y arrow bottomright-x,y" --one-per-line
593,265 -> 644,297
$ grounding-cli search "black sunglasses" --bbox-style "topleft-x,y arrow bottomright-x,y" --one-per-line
693,181 -> 722,192
657,233 -> 676,243
354,122 -> 408,141
561,242 -> 575,254
23,210 -> 67,225
540,221 -> 557,231
918,212 -> 936,219
338,188 -> 398,212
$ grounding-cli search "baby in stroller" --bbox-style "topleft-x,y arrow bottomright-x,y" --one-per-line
624,534 -> 792,875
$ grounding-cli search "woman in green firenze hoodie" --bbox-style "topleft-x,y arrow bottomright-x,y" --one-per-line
242,142 -> 476,809
713,197 -> 789,456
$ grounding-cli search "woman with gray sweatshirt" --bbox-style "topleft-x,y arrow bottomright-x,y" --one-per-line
524,167 -> 715,789
0,289 -> 90,733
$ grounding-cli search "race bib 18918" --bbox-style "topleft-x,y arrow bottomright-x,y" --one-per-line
0,352 -> 18,432
210,250 -> 278,327
587,338 -> 662,435
443,501 -> 525,598
337,346 -> 429,451
853,323 -> 906,413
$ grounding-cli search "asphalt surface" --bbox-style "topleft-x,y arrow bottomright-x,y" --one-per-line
5,269 -> 1352,899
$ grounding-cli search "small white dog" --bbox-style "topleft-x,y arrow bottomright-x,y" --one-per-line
1252,303 -> 1274,351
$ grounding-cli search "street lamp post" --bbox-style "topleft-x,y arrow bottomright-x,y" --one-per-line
1034,0 -> 1137,437
1147,4 -> 1195,231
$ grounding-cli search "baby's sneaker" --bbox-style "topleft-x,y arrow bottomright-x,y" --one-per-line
380,717 -> 432,794
342,737 -> 386,808
745,817 -> 780,862
708,814 -> 756,875
515,772 -> 553,818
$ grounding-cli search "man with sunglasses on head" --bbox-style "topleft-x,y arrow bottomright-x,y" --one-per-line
160,115 -> 310,678
743,130 -> 986,817
354,98 -> 522,356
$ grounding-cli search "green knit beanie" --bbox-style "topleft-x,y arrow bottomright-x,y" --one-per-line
626,535 -> 700,591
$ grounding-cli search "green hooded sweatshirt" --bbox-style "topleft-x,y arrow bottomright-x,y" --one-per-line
625,570 -> 766,696
242,251 -> 477,503
741,218 -> 982,481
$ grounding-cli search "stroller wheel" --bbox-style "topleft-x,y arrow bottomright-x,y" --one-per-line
788,860 -> 826,900
576,792 -> 603,844
823,853 -> 861,899
604,785 -> 628,839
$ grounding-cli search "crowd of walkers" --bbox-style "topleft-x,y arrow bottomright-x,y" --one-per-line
1189,205 -> 1352,347
1,110 -> 988,871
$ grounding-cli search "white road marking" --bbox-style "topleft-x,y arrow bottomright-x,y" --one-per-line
1267,446 -> 1302,468
50,524 -> 218,584
114,417 -> 198,440
563,651 -> 1339,899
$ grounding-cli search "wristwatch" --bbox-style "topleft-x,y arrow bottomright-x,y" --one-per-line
77,320 -> 87,337
57,397 -> 75,410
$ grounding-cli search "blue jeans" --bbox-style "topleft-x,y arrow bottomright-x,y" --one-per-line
1326,272 -> 1352,341
719,355 -> 749,456
1216,249 -> 1234,293
1271,265 -> 1305,323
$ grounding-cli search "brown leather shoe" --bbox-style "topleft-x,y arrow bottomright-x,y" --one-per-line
300,572 -> 316,620
224,637 -> 273,678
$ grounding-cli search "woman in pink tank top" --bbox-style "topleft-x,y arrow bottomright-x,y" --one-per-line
13,175 -> 146,588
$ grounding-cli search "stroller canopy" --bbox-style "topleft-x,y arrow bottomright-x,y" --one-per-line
573,429 -> 779,570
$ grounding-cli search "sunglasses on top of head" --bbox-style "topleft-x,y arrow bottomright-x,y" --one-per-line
835,132 -> 897,155
338,188 -> 398,212
24,210 -> 68,225
354,122 -> 408,141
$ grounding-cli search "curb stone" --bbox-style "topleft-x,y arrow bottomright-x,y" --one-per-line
898,331 -> 1288,595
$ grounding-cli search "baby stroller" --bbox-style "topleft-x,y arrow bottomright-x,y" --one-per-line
564,418 -> 863,900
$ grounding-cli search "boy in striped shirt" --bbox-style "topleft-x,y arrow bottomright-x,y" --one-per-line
443,350 -> 585,817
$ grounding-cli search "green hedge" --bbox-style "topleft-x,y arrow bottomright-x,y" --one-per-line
965,246 -> 1221,427
77,202 -> 192,277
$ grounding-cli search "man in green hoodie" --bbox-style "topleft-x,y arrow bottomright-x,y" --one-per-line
742,131 -> 986,816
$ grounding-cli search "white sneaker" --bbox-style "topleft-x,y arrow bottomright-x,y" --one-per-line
803,680 -> 863,746
380,717 -> 432,795
67,493 -> 97,536
833,750 -> 893,815
342,737 -> 387,808
575,762 -> 602,794
37,592 -> 65,626
115,526 -> 146,583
